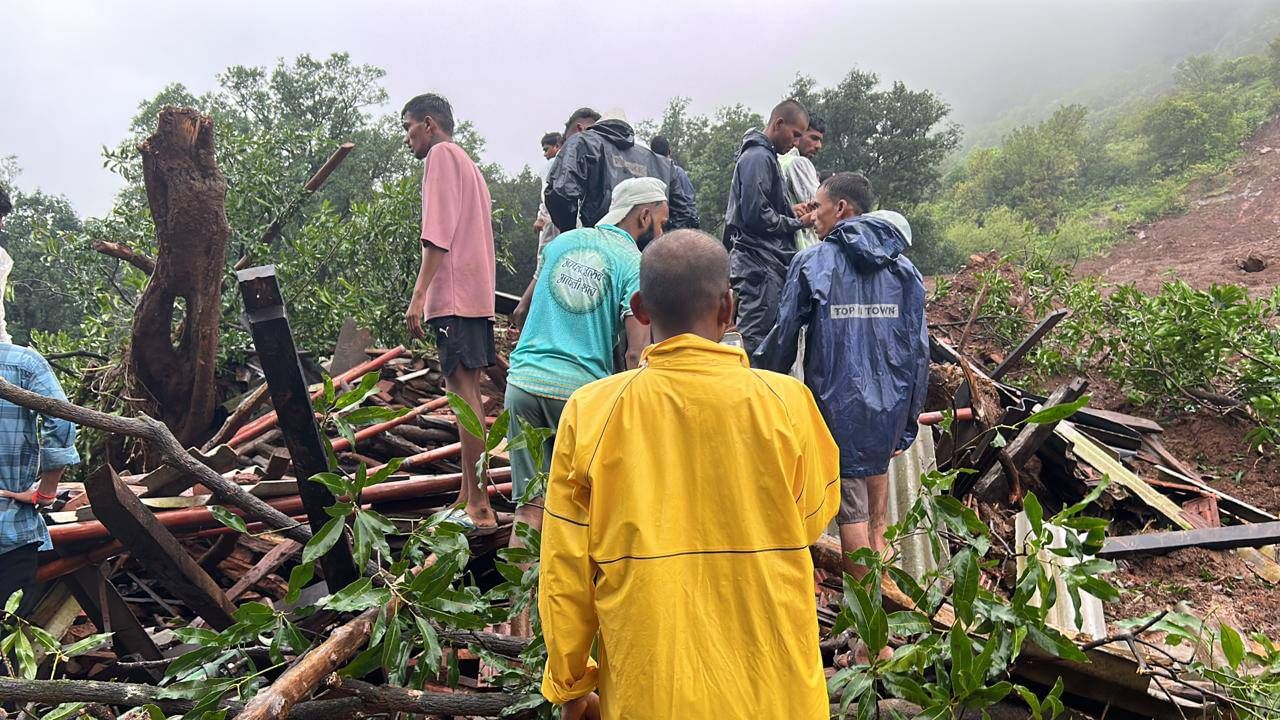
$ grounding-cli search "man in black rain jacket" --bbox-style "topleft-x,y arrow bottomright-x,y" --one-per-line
545,114 -> 698,237
722,100 -> 815,355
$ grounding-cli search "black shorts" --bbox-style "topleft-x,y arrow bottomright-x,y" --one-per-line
428,316 -> 496,377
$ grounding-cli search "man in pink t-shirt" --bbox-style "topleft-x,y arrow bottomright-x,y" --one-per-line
402,93 -> 498,531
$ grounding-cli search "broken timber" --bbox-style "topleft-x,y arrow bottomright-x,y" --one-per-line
237,264 -> 359,591
970,377 -> 1088,502
1100,521 -> 1280,558
84,466 -> 236,630
989,308 -> 1068,381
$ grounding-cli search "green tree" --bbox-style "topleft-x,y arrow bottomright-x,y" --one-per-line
790,70 -> 962,207
0,188 -> 88,345
1141,93 -> 1233,172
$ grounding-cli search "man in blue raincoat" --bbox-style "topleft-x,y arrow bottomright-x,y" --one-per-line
753,172 -> 928,587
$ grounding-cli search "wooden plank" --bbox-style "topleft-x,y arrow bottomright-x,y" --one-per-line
1082,408 -> 1164,435
84,466 -> 237,630
66,566 -> 164,673
1152,465 -> 1278,524
971,378 -> 1088,501
226,540 -> 301,602
990,309 -> 1068,381
1100,521 -> 1280,558
237,265 -> 358,591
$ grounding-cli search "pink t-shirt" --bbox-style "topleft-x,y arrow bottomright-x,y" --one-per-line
420,142 -> 496,320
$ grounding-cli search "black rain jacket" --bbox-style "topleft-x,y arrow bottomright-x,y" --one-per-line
545,119 -> 699,232
722,130 -> 805,267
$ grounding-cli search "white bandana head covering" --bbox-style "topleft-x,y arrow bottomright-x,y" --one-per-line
599,177 -> 668,227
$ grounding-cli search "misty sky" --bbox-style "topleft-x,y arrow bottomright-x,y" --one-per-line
3,0 -> 1277,217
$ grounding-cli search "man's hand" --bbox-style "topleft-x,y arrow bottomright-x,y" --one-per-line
533,216 -> 547,233
511,296 -> 531,331
793,201 -> 817,217
800,210 -> 818,228
0,489 -> 52,506
405,296 -> 428,339
562,693 -> 601,720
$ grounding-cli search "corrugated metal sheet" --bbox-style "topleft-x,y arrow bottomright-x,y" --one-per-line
1014,512 -> 1108,640
886,425 -> 947,577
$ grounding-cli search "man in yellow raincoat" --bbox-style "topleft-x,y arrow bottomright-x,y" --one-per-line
539,229 -> 841,719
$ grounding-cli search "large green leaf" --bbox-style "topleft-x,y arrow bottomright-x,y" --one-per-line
209,506 -> 249,534
446,391 -> 486,440
302,516 -> 346,564
1025,395 -> 1090,425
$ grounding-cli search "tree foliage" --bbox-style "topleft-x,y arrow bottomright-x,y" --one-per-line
789,70 -> 962,208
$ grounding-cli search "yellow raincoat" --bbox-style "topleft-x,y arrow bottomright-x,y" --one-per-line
539,333 -> 840,719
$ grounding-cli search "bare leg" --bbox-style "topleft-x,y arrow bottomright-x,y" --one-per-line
838,521 -> 873,580
444,366 -> 497,528
865,473 -> 890,559
508,502 -> 544,637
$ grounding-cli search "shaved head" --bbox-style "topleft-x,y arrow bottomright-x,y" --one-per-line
766,99 -> 809,154
769,99 -> 808,127
638,230 -> 731,335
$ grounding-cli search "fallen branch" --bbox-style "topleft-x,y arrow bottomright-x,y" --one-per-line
234,555 -> 438,720
0,378 -> 313,547
0,677 -> 361,718
440,629 -> 532,659
203,383 -> 270,451
92,240 -> 156,275
327,676 -> 519,716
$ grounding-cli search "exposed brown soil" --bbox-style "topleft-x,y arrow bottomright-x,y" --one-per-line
1109,547 -> 1280,639
1074,116 -> 1280,298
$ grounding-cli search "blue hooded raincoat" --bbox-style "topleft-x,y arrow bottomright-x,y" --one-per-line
753,215 -> 929,478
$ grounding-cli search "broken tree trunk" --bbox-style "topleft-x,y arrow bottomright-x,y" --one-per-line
0,677 -> 363,718
328,676 -> 518,715
131,107 -> 229,447
84,465 -> 236,630
237,265 -> 358,590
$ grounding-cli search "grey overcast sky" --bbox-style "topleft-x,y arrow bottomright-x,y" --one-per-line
3,0 -> 1277,217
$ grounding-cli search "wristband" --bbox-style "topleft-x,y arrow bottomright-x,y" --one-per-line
32,490 -> 57,503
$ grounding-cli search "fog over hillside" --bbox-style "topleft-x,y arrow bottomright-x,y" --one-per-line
3,0 -> 1279,214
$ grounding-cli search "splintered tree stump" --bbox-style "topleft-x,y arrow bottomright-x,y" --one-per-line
131,107 -> 229,447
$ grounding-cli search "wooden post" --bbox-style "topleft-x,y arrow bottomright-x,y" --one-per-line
990,309 -> 1069,381
84,466 -> 237,630
236,265 -> 358,591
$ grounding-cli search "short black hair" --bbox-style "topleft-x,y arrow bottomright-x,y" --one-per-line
541,131 -> 563,147
640,230 -> 730,330
650,135 -> 672,157
808,115 -> 827,135
770,99 -> 809,127
0,186 -> 10,218
401,93 -> 455,134
820,172 -> 875,214
565,107 -> 601,133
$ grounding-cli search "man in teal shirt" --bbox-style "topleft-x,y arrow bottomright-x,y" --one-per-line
506,178 -> 667,538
